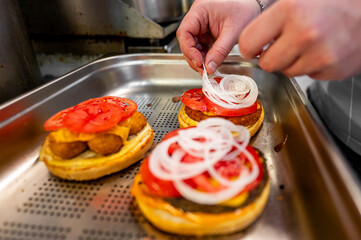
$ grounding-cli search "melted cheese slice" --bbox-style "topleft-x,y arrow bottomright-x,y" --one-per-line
49,124 -> 130,144
220,192 -> 249,207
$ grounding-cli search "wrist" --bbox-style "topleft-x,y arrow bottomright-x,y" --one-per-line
253,0 -> 276,13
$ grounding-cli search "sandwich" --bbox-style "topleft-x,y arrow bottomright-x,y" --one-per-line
132,118 -> 270,236
39,96 -> 154,181
178,68 -> 264,136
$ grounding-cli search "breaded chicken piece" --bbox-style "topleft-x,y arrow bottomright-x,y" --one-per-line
87,133 -> 123,155
48,111 -> 147,158
120,111 -> 147,135
48,136 -> 87,159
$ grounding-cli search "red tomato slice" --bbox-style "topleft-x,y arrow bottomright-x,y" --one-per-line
181,88 -> 208,112
116,98 -> 138,121
44,106 -> 74,131
213,77 -> 223,83
182,88 -> 257,117
63,102 -> 123,133
240,146 -> 263,193
184,173 -> 224,192
78,96 -> 137,121
204,96 -> 258,117
141,157 -> 181,198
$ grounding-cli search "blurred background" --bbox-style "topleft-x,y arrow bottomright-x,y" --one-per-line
0,0 -> 193,103
0,0 -> 312,104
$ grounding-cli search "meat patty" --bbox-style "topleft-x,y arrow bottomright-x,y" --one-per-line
87,133 -> 123,155
48,136 -> 87,159
184,101 -> 262,127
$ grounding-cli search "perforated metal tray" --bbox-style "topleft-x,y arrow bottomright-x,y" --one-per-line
0,54 -> 360,240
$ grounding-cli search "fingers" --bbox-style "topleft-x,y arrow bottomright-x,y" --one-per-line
239,1 -> 329,78
257,31 -> 301,73
238,2 -> 286,59
281,44 -> 345,80
204,26 -> 240,74
177,33 -> 204,72
177,11 -> 205,72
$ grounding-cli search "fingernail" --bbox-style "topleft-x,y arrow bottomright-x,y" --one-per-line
191,59 -> 198,67
207,61 -> 218,73
196,43 -> 202,51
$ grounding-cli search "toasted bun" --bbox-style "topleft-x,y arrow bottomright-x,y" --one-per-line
39,123 -> 154,181
178,104 -> 264,137
132,173 -> 270,236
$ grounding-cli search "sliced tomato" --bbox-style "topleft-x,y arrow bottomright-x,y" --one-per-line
181,88 -> 208,112
182,88 -> 257,117
213,77 -> 223,83
239,146 -> 263,193
116,98 -> 137,120
204,96 -> 258,117
78,96 -> 137,121
43,106 -> 74,131
141,157 -> 181,198
184,173 -> 224,192
214,158 -> 242,178
63,102 -> 123,133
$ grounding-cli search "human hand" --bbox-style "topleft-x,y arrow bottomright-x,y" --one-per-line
238,0 -> 361,80
177,0 -> 262,74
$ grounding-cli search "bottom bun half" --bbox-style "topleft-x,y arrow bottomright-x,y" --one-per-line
178,105 -> 264,137
132,173 -> 270,236
39,123 -> 154,181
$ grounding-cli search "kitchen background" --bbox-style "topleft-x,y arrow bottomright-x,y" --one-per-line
0,0 -> 313,104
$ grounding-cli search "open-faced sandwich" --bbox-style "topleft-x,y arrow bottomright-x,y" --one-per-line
132,118 -> 270,236
178,68 -> 264,136
39,96 -> 154,181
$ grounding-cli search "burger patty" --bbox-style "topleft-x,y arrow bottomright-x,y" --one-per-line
48,111 -> 147,159
184,101 -> 262,126
163,150 -> 269,214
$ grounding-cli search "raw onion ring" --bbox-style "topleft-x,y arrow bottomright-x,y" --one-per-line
148,118 -> 260,204
202,65 -> 258,109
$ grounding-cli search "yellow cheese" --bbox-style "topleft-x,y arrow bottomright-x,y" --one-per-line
49,124 -> 130,143
201,111 -> 218,116
220,192 -> 249,207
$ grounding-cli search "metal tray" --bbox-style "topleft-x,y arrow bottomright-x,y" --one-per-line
0,54 -> 360,240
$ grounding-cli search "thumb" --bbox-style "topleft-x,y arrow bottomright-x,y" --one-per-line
204,30 -> 238,74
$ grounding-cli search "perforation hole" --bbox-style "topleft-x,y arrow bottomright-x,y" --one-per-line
78,229 -> 151,240
154,130 -> 168,143
0,222 -> 71,240
162,98 -> 183,112
129,97 -> 161,110
153,112 -> 179,129
118,163 -> 140,180
17,178 -> 102,219
91,184 -> 144,224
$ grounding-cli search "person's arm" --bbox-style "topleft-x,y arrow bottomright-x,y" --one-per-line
177,0 -> 275,75
239,0 -> 361,80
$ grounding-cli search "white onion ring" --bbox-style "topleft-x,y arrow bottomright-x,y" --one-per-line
202,65 -> 258,109
148,118 -> 261,205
